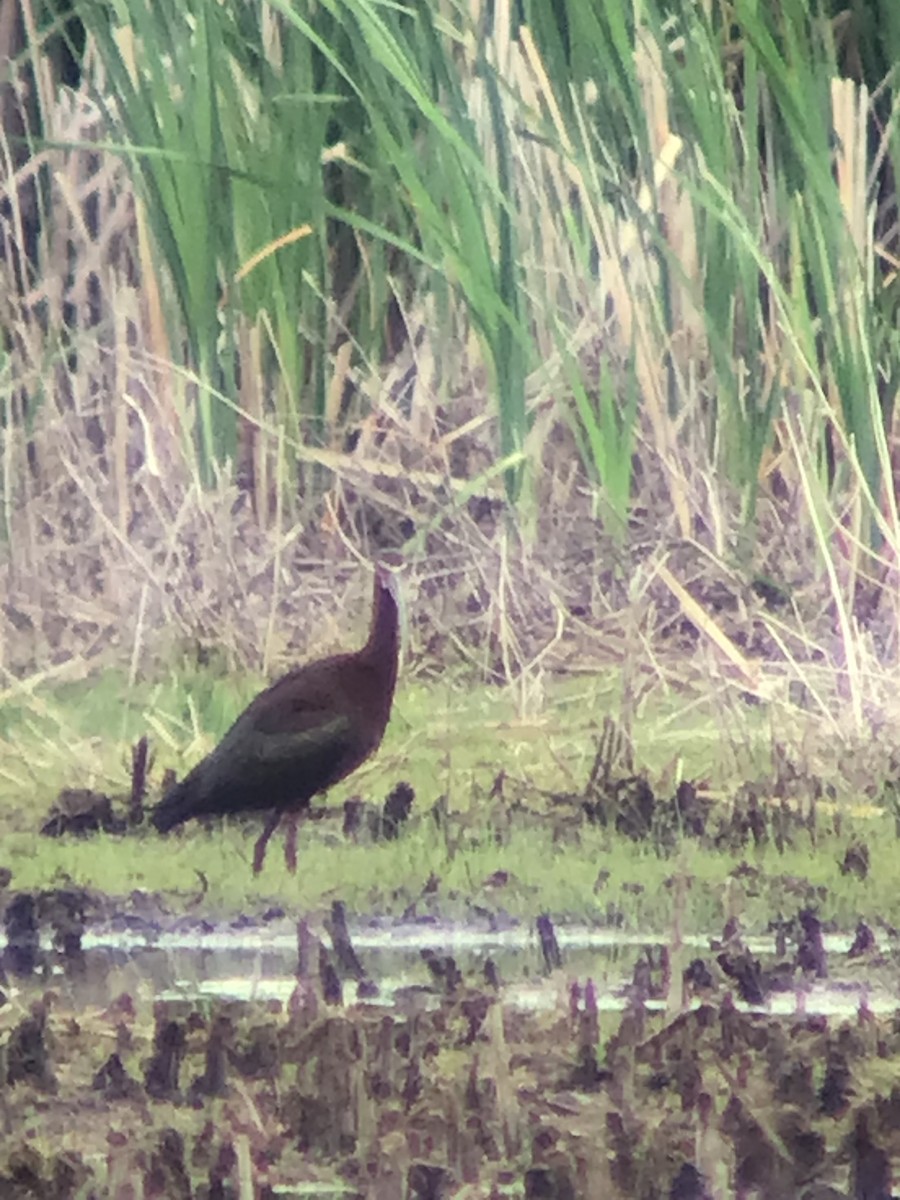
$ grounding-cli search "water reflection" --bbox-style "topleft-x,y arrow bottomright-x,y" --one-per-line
0,918 -> 880,1018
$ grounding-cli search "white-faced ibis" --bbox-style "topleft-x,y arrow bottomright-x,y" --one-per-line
151,564 -> 400,873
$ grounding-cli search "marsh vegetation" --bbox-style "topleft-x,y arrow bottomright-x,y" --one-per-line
3,0 -> 900,1194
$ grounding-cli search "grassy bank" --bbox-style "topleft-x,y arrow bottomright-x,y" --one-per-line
1,666 -> 895,931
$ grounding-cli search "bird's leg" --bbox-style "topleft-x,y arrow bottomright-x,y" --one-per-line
284,814 -> 299,874
253,811 -> 282,875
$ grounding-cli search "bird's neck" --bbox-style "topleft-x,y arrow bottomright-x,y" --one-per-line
363,580 -> 400,690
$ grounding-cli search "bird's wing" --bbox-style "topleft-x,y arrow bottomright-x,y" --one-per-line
198,713 -> 370,814
244,715 -> 359,766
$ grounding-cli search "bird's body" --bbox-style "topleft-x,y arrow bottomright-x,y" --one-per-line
151,565 -> 399,872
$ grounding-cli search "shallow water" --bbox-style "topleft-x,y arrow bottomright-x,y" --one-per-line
6,916 -> 889,1020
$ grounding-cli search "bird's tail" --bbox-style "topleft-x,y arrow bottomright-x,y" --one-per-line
151,776 -> 200,833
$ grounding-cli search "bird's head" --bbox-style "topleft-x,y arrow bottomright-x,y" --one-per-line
375,561 -> 400,600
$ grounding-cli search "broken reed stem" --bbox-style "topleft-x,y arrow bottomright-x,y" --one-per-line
235,1133 -> 253,1198
262,424 -> 286,676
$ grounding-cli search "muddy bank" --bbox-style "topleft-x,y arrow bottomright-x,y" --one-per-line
2,955 -> 899,1198
1,898 -> 900,1197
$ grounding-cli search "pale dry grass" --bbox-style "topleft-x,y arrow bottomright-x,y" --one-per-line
5,331 -> 900,751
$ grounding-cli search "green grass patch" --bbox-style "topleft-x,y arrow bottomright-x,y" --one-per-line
0,665 -> 894,931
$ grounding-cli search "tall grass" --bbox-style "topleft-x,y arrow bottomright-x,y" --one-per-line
1,0 -> 899,725
3,0 -> 895,511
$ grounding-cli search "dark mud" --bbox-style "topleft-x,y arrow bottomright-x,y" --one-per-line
2,900 -> 900,1198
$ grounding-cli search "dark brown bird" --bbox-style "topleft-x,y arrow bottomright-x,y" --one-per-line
151,564 -> 400,873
